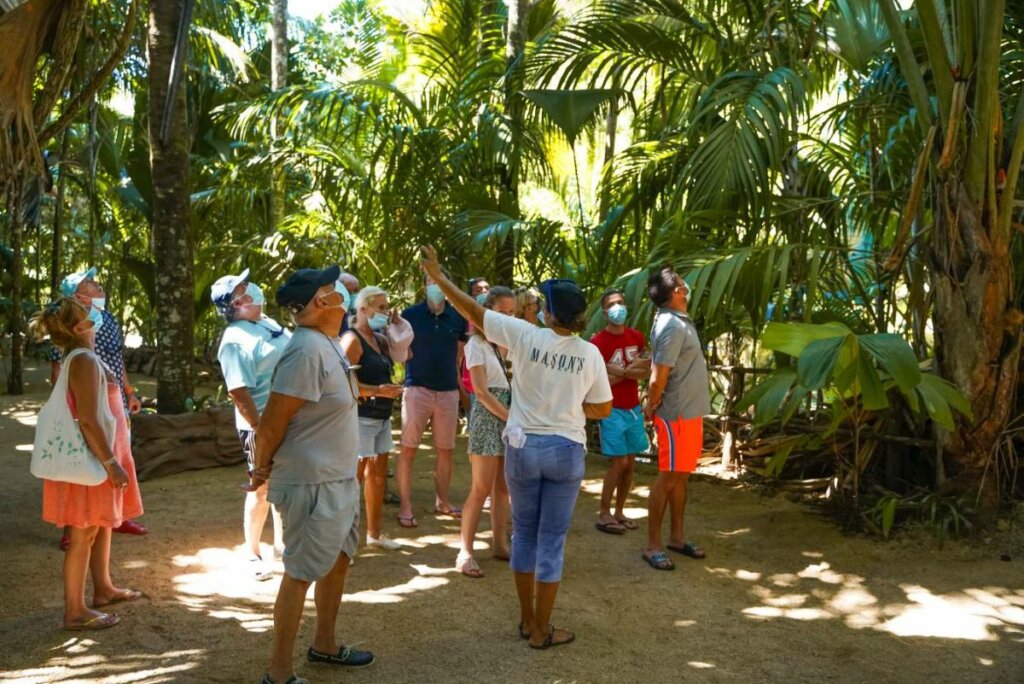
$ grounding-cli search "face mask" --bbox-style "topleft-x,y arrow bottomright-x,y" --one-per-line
368,312 -> 389,331
86,306 -> 104,334
91,297 -> 106,311
426,284 -> 445,306
234,282 -> 264,310
338,282 -> 352,311
537,309 -> 546,326
319,282 -> 351,310
607,303 -> 627,325
475,293 -> 488,306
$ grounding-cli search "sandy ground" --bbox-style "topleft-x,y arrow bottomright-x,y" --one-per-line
1,361 -> 1022,684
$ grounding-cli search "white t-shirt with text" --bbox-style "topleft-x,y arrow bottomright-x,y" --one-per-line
483,309 -> 612,446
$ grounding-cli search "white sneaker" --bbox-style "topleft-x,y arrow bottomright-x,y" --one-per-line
367,533 -> 401,550
249,555 -> 273,581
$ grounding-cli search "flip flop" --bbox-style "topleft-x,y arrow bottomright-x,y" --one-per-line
666,541 -> 706,559
528,625 -> 576,650
397,515 -> 418,528
434,506 -> 462,519
64,612 -> 120,631
615,517 -> 639,530
595,521 -> 626,535
642,551 -> 675,571
456,555 -> 484,579
261,674 -> 309,684
92,589 -> 142,608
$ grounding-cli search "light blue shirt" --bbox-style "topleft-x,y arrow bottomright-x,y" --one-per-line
217,316 -> 292,430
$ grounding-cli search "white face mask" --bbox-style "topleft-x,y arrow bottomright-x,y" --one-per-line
91,297 -> 106,311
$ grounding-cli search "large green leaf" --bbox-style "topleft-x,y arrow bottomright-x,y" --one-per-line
854,347 -> 889,410
859,333 -> 922,393
762,322 -> 850,357
914,374 -> 974,429
521,89 -> 619,145
737,368 -> 797,425
797,335 -> 847,390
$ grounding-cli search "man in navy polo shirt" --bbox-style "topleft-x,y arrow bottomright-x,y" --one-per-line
395,271 -> 468,528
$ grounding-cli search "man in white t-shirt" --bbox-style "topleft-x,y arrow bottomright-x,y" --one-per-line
418,246 -> 612,651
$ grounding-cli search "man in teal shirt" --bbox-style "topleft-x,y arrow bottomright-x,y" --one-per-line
213,269 -> 291,581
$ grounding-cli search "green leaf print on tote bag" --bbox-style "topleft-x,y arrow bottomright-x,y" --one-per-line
31,348 -> 112,486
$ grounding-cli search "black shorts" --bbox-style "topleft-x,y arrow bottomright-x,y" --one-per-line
238,429 -> 256,474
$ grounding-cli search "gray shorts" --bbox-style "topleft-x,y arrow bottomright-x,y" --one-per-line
267,479 -> 360,582
358,416 -> 394,458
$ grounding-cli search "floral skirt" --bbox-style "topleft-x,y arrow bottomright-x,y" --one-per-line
468,388 -> 510,457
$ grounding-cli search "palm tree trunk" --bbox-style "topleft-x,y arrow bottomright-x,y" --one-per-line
497,0 -> 528,283
6,178 -> 24,394
147,0 -> 194,414
268,0 -> 287,232
49,128 -> 67,298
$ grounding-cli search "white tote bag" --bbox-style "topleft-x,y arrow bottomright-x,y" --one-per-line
31,348 -> 114,486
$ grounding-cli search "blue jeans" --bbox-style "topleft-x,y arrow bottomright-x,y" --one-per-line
504,433 -> 586,582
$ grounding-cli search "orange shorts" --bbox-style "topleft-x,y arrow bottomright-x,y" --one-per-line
654,415 -> 703,473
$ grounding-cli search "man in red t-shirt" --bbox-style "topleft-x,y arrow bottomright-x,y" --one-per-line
590,289 -> 651,534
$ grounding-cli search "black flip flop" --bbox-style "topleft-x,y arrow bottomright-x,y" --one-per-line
528,625 -> 575,650
666,541 -> 706,559
595,521 -> 626,535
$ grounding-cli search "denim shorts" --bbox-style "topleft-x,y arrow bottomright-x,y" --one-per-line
358,416 -> 394,458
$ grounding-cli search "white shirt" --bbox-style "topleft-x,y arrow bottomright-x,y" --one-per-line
483,309 -> 612,446
465,334 -> 510,390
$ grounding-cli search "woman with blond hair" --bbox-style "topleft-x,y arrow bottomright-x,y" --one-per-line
32,298 -> 144,631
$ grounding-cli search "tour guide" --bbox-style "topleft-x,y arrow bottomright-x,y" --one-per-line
249,265 -> 375,684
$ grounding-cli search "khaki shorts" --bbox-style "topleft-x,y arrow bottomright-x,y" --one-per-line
400,386 -> 460,450
267,479 -> 360,582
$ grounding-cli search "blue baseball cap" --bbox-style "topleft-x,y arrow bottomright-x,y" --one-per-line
60,267 -> 97,297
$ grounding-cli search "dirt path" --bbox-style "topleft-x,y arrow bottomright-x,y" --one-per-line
1,362 -> 1022,683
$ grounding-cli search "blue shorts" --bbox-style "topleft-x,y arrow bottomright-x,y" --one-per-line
599,406 -> 650,457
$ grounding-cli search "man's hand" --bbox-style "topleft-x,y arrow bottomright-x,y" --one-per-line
643,401 -> 657,421
419,245 -> 442,279
376,384 -> 404,399
241,464 -> 271,492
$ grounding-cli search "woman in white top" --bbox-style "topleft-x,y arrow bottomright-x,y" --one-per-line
456,286 -> 515,578
419,247 -> 612,650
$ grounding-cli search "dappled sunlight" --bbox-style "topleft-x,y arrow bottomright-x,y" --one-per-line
16,443 -> 33,451
345,564 -> 453,604
2,645 -> 205,684
713,558 -> 1024,642
716,527 -> 751,537
688,661 -> 716,669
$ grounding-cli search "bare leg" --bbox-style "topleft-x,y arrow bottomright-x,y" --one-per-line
272,505 -> 284,558
490,458 -> 510,557
434,447 -> 454,511
598,458 -> 627,525
668,473 -> 690,547
513,571 -> 535,635
64,526 -> 100,626
89,526 -> 136,605
645,472 -> 676,554
267,574 -> 312,683
245,483 -> 273,557
459,455 -> 499,557
365,454 -> 388,539
397,445 -> 417,520
614,455 -> 636,520
312,551 -> 351,654
529,580 -> 573,647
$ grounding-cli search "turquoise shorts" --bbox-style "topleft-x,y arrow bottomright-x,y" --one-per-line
599,406 -> 650,457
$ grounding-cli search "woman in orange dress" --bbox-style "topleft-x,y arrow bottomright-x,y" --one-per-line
33,298 -> 144,630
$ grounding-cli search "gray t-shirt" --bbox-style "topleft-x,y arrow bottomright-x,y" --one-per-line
268,326 -> 359,485
651,308 -> 711,420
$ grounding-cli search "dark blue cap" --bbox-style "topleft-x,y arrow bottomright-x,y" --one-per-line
276,265 -> 341,313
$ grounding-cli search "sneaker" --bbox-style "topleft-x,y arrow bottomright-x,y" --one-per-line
307,644 -> 376,668
366,533 -> 401,550
250,555 -> 273,581
483,496 -> 492,511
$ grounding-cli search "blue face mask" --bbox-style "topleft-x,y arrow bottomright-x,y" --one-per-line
91,297 -> 106,311
87,305 -> 104,333
607,303 -> 627,325
338,282 -> 352,311
426,284 -> 445,306
368,312 -> 389,331
475,292 -> 488,306
245,282 -> 265,307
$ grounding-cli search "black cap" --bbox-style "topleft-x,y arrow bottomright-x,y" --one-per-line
276,265 -> 341,313
541,278 -> 587,323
